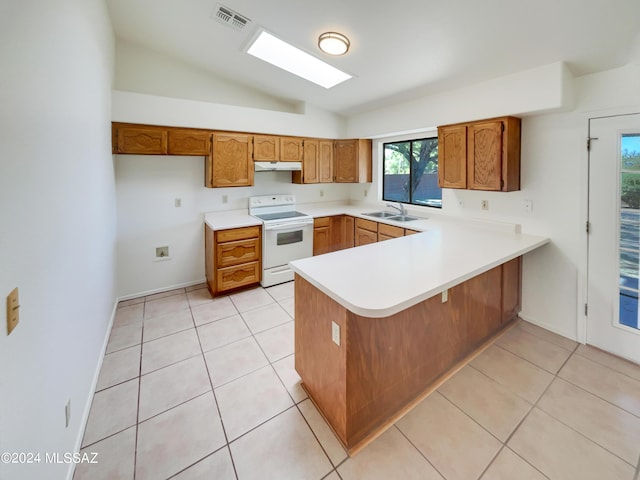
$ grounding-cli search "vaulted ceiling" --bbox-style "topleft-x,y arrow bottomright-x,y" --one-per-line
106,0 -> 640,115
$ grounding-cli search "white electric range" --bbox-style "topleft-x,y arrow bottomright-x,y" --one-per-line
249,195 -> 314,287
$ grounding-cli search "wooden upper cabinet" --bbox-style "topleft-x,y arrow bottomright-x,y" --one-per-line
437,116 -> 520,192
253,135 -> 280,161
210,133 -> 254,187
168,129 -> 210,155
114,124 -> 167,154
293,139 -> 334,184
468,121 -> 503,191
319,140 -> 334,183
280,137 -> 303,161
334,139 -> 372,183
301,140 -> 320,183
438,125 -> 467,189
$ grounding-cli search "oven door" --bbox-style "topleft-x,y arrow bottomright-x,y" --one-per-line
262,220 -> 313,270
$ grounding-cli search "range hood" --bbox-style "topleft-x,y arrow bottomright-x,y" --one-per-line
254,161 -> 302,172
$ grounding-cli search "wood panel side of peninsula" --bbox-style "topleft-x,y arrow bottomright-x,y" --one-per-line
294,256 -> 521,453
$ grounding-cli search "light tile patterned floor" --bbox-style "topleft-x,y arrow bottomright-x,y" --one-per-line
74,282 -> 640,480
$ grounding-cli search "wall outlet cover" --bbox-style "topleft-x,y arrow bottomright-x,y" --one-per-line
331,321 -> 340,346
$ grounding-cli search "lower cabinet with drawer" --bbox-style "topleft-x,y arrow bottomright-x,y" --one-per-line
355,218 -> 378,246
205,224 -> 262,295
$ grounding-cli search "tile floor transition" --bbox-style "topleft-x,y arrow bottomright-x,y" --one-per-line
74,282 -> 640,480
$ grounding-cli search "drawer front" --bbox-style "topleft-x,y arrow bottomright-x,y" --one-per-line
355,217 -> 378,233
217,261 -> 260,292
378,223 -> 404,238
216,238 -> 260,268
216,226 -> 260,243
314,216 -> 331,228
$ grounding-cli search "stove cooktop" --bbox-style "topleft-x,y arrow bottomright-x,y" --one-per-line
253,211 -> 309,222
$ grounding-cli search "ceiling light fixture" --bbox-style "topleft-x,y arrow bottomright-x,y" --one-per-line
318,32 -> 350,56
246,30 -> 352,89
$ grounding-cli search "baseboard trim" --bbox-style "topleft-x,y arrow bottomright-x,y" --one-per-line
118,278 -> 207,301
518,312 -> 579,343
66,297 -> 118,480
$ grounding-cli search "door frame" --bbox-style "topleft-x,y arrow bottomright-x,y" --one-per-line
581,108 -> 640,346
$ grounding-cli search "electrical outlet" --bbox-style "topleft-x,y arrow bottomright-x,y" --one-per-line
6,287 -> 19,335
364,189 -> 368,197
441,289 -> 448,303
523,199 -> 533,213
458,199 -> 464,208
174,198 -> 182,208
331,321 -> 340,346
222,195 -> 228,204
481,200 -> 489,210
320,189 -> 324,197
65,399 -> 71,428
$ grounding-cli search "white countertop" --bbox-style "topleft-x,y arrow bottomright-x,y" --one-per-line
204,202 -> 549,318
290,203 -> 550,318
204,209 -> 262,231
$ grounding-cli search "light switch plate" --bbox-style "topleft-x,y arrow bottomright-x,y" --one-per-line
6,287 -> 19,335
441,289 -> 448,303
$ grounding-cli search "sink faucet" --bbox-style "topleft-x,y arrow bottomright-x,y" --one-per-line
386,202 -> 407,216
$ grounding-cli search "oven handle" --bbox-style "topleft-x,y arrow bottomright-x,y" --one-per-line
263,219 -> 314,231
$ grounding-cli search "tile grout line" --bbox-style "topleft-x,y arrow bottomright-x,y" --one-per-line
131,299 -> 147,480
434,389 -> 550,480
503,344 -> 640,475
393,423 -> 447,479
191,303 -> 240,480
555,355 -> 640,422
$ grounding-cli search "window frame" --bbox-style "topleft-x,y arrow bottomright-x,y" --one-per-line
381,136 -> 441,209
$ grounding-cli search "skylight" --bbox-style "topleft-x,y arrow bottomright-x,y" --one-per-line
246,31 -> 352,89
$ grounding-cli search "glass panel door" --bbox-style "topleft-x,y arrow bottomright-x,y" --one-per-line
619,134 -> 640,329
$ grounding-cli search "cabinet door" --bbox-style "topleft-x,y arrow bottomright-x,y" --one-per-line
313,225 -> 331,256
116,125 -> 167,154
168,129 -> 210,155
302,140 -> 320,184
334,140 -> 358,182
280,137 -> 303,161
468,121 -> 503,191
254,135 -> 279,161
334,139 -> 372,183
355,228 -> 377,246
437,125 -> 467,188
319,140 -> 334,183
211,133 -> 254,187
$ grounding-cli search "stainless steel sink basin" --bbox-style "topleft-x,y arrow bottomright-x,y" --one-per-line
363,211 -> 397,218
388,215 -> 419,222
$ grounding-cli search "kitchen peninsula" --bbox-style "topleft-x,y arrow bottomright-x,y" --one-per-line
289,215 -> 548,454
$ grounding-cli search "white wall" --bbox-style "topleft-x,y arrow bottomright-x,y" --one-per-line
347,62 -> 574,138
0,1 -> 116,479
115,39 -> 299,113
358,64 -> 640,341
115,156 -> 351,297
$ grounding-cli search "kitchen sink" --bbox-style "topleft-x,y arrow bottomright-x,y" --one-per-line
363,211 -> 398,218
363,212 -> 419,222
388,215 -> 419,222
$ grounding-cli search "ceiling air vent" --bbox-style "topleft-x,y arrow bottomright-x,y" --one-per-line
212,4 -> 250,32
